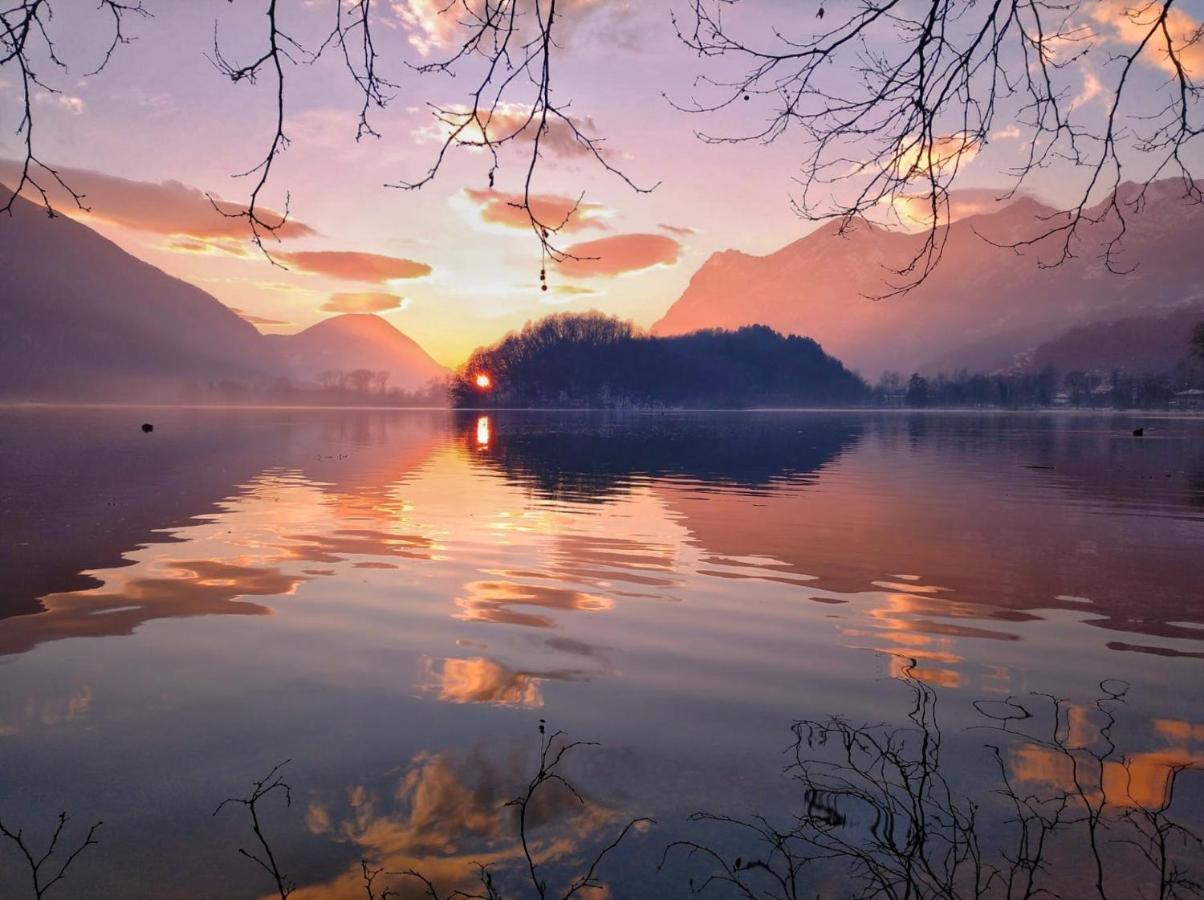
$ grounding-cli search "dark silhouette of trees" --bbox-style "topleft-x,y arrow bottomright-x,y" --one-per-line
3,2 -> 1202,276
347,367 -> 375,394
869,364 -> 1201,409
451,312 -> 868,408
904,373 -> 929,408
1193,322 -> 1204,360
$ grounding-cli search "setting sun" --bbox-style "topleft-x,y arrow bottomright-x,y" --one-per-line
475,373 -> 492,389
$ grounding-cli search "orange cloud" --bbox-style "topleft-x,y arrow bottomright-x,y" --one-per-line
320,292 -> 409,314
894,133 -> 980,182
888,189 -> 1032,229
0,161 -> 314,240
462,187 -> 609,232
1090,1 -> 1204,78
276,251 -> 432,283
555,233 -> 682,278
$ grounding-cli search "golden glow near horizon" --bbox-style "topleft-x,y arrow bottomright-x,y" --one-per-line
475,373 -> 492,389
476,416 -> 491,448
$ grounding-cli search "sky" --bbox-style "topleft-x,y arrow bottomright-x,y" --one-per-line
2,0 -> 1203,367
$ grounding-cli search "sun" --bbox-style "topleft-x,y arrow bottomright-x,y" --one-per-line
475,373 -> 492,389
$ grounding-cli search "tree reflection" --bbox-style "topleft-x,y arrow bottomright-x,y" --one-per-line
663,664 -> 1204,899
458,412 -> 862,502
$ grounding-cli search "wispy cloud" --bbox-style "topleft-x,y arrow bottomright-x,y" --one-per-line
0,162 -> 314,241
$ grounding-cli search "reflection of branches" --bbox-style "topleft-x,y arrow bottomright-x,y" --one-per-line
664,663 -> 1203,898
0,810 -> 101,899
228,724 -> 649,899
677,1 -> 1204,290
507,720 -> 652,900
664,663 -> 985,898
213,759 -> 295,899
371,721 -> 652,899
976,679 -> 1204,899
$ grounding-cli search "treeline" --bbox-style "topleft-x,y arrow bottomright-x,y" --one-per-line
875,361 -> 1204,409
177,372 -> 449,406
451,313 -> 868,408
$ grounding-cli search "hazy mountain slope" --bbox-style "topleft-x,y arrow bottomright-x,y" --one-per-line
0,190 -> 280,399
1029,304 -> 1204,373
652,181 -> 1204,376
267,313 -> 448,391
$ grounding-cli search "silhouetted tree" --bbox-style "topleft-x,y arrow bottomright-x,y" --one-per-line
347,368 -> 375,394
904,373 -> 929,408
451,312 -> 867,408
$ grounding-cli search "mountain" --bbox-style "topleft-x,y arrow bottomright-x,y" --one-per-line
0,191 -> 447,401
267,314 -> 448,391
652,181 -> 1204,376
1029,304 -> 1204,374
0,190 -> 281,399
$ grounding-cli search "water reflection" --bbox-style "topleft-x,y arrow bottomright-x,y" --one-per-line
419,655 -> 596,707
0,559 -> 293,657
1,409 -> 1202,897
461,410 -> 864,500
295,745 -> 626,900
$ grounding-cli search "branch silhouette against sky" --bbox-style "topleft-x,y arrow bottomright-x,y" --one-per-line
1,0 -> 1203,290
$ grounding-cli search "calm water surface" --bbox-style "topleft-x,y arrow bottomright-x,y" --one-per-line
1,409 -> 1202,898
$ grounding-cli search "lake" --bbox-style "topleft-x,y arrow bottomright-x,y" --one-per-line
1,408 -> 1202,898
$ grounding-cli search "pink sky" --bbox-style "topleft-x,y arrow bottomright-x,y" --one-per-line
2,0 -> 1201,366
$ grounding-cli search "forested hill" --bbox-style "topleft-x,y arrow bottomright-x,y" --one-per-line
451,313 -> 867,408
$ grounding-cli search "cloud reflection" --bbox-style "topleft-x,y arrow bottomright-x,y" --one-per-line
0,560 -> 298,657
455,581 -> 614,629
419,655 -> 591,707
293,748 -> 620,899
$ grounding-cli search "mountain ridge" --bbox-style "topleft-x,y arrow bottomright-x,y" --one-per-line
0,191 -> 446,400
652,181 -> 1204,376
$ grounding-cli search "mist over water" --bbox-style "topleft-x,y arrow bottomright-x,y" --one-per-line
1,409 -> 1202,898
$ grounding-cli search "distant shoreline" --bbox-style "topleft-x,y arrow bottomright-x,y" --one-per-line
3,402 -> 1202,418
